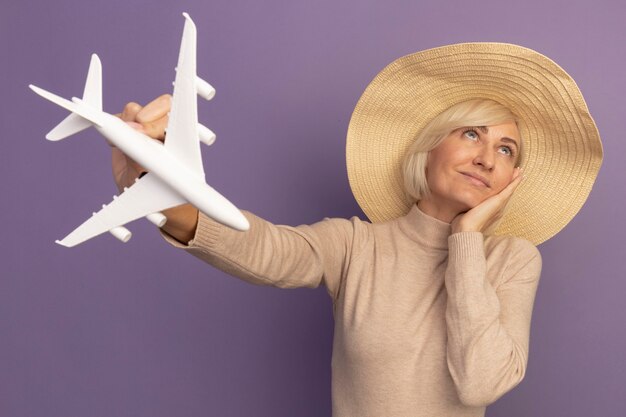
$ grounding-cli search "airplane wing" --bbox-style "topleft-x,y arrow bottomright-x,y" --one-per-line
164,13 -> 204,176
56,173 -> 187,247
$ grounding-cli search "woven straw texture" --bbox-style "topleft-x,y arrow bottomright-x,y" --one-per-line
346,43 -> 603,245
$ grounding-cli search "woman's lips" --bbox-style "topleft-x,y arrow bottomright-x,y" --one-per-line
461,172 -> 490,187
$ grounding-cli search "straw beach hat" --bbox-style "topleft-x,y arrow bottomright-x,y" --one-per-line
346,42 -> 603,245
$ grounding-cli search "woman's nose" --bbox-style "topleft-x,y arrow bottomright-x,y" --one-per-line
473,147 -> 495,170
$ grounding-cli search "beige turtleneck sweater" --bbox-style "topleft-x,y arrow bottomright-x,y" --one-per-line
163,203 -> 542,417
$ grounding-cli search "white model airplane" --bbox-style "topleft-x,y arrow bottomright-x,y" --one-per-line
29,12 -> 249,247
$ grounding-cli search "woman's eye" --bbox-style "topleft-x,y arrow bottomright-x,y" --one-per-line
499,146 -> 511,156
463,129 -> 478,140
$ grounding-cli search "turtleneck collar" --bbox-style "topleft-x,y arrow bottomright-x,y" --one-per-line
397,203 -> 452,250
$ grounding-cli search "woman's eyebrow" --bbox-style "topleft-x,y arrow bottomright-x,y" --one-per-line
500,137 -> 519,150
477,126 -> 519,150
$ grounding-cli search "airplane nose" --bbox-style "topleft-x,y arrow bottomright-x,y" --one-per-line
234,214 -> 250,231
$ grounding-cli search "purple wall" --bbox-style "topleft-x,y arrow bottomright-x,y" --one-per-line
2,0 -> 624,416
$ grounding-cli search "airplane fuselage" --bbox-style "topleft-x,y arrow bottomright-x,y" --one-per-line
96,113 -> 248,231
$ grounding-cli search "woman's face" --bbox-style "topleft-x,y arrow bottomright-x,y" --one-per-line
421,121 -> 521,220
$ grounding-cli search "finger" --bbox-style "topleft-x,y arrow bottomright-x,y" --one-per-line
136,94 -> 171,124
139,114 -> 168,141
502,168 -> 524,191
496,172 -> 524,203
120,101 -> 143,122
507,168 -> 524,190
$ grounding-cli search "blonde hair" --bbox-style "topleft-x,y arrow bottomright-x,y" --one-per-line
401,99 -> 522,234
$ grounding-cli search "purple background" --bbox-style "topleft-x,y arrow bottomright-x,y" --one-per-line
2,0 -> 625,416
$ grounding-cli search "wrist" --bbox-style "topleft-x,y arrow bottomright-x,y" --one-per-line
451,225 -> 479,234
162,204 -> 199,244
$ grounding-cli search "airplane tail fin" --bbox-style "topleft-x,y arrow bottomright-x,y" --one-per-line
30,54 -> 103,141
80,54 -> 103,110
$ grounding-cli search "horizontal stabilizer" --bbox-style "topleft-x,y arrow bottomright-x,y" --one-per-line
46,112 -> 93,141
29,85 -> 103,140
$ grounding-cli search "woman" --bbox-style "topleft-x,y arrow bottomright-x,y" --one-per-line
112,43 -> 603,416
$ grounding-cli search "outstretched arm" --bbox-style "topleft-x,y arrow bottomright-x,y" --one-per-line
112,95 -> 366,297
164,209 -> 365,298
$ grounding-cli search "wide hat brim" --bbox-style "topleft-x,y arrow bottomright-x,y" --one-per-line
346,42 -> 603,245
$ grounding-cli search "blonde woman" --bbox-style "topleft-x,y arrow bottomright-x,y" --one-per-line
112,43 -> 602,416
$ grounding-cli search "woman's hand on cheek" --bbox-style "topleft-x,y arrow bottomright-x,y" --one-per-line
450,167 -> 524,234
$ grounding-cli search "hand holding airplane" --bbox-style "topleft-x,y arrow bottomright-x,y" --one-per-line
29,13 -> 250,247
115,96 -> 202,244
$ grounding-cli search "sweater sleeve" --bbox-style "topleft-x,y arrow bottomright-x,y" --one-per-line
161,210 -> 364,301
444,232 -> 542,407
